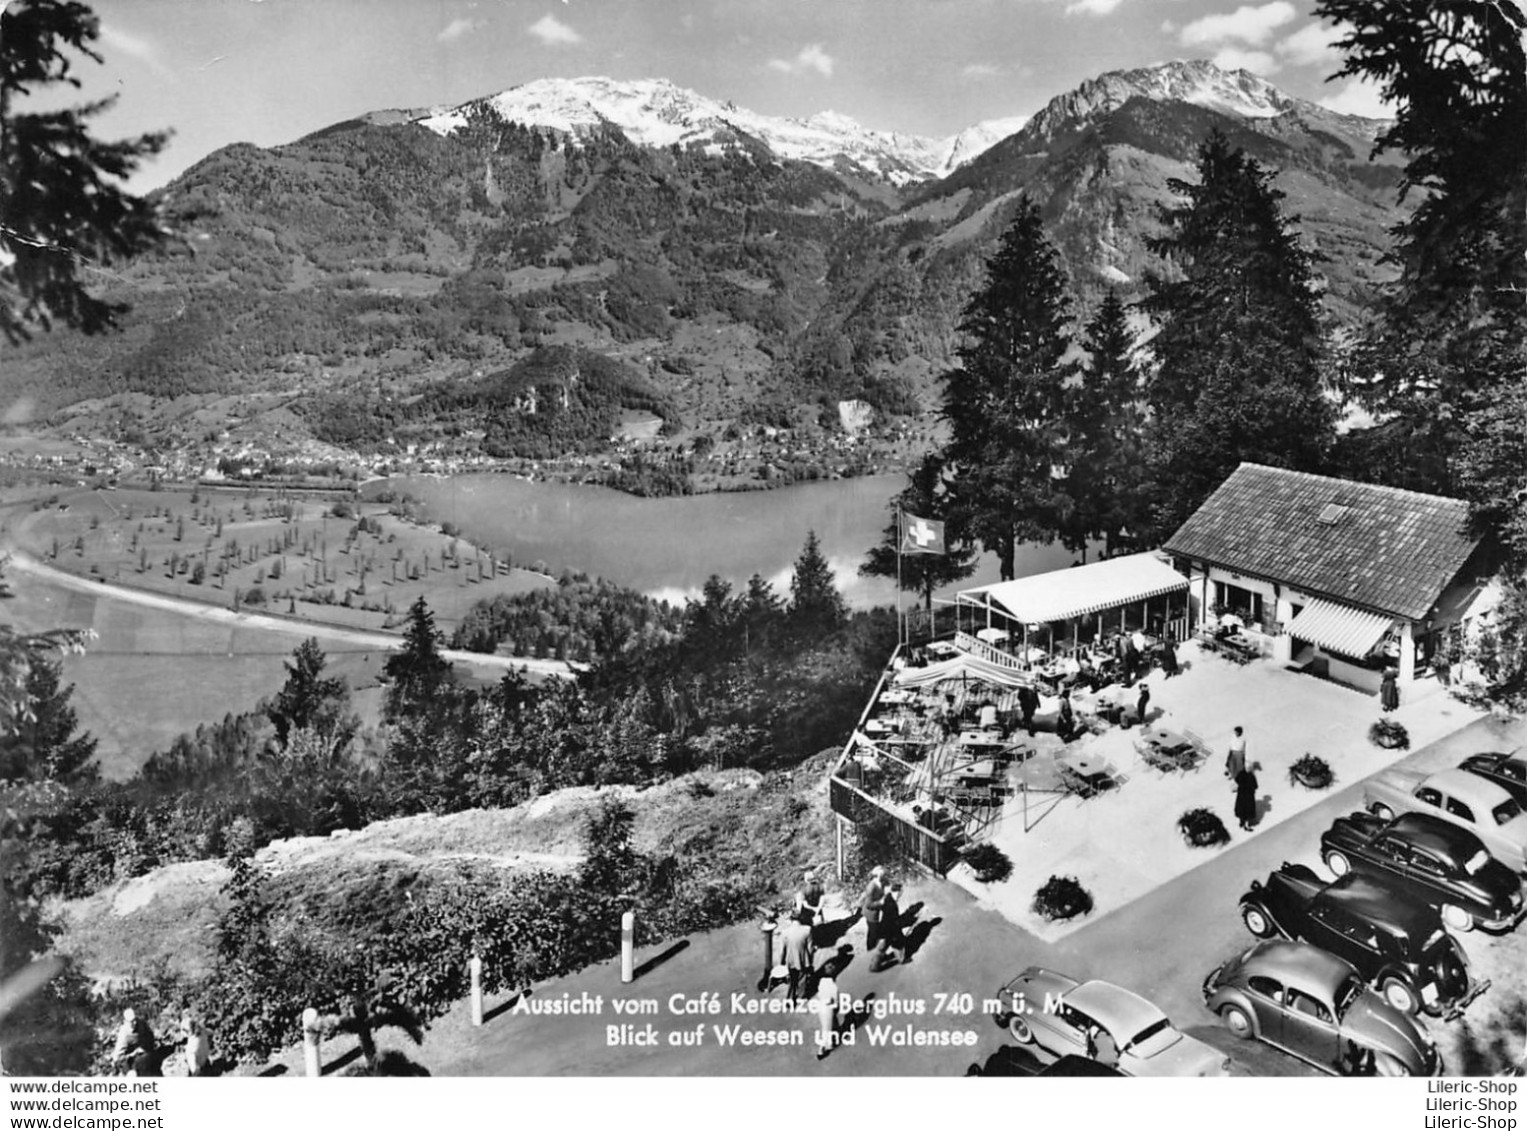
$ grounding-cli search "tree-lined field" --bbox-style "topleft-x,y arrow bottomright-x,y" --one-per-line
11,485 -> 551,635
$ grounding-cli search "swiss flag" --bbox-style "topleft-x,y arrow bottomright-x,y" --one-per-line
900,513 -> 946,556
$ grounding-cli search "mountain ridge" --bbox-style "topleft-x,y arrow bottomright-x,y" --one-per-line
3,60 -> 1407,471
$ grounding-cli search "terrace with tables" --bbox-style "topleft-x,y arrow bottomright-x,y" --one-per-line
832,617 -> 1485,940
831,552 -> 1208,875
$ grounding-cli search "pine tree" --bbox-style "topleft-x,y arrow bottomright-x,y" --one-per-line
1315,0 -> 1526,506
1,0 -> 169,342
1142,131 -> 1334,539
1066,291 -> 1149,557
383,596 -> 453,720
860,453 -> 978,612
939,195 -> 1078,580
739,573 -> 783,653
787,530 -> 846,637
266,637 -> 354,748
0,658 -> 96,782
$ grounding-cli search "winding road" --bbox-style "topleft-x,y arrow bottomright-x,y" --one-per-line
3,548 -> 578,680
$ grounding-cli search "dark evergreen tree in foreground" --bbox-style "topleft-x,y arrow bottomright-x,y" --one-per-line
0,659 -> 96,783
787,530 -> 846,637
940,196 -> 1078,580
265,637 -> 354,749
1067,290 -> 1148,558
1315,0 -> 1527,505
0,0 -> 169,343
860,453 -> 977,613
1142,131 -> 1333,539
383,596 -> 454,720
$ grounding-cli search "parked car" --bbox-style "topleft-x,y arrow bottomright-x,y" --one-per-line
1203,939 -> 1441,1077
1320,811 -> 1527,933
1460,749 -> 1527,807
996,968 -> 1230,1077
1037,1054 -> 1124,1077
1362,767 -> 1527,872
1239,862 -> 1487,1017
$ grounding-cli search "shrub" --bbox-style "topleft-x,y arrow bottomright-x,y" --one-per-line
1178,807 -> 1230,848
963,842 -> 1012,884
1368,718 -> 1410,750
1288,753 -> 1335,790
1032,875 -> 1092,922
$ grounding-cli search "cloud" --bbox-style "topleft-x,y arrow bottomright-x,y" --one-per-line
528,13 -> 582,46
1180,2 -> 1297,48
438,18 -> 480,44
98,23 -> 176,81
1065,0 -> 1126,14
1276,20 -> 1343,67
1319,76 -> 1391,118
767,43 -> 834,78
1211,46 -> 1279,74
962,63 -> 1001,80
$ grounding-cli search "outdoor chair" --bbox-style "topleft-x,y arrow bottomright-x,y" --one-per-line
1182,729 -> 1208,763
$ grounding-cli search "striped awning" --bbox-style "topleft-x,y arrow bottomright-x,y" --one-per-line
1285,598 -> 1393,658
959,552 -> 1188,625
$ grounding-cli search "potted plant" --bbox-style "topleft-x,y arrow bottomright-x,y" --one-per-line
1288,753 -> 1335,790
1177,807 -> 1230,848
1368,718 -> 1410,750
1032,875 -> 1093,922
964,842 -> 1013,884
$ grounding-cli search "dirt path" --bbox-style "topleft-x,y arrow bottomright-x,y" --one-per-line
3,549 -> 576,680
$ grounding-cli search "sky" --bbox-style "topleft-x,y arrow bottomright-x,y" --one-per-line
16,0 -> 1398,193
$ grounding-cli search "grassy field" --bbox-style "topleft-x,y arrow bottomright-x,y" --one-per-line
10,484 -> 550,634
0,568 -> 395,779
0,484 -> 550,780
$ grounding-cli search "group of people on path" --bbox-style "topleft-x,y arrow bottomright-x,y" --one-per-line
778,864 -> 926,1061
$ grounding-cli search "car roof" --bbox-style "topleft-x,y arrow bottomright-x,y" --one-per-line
1327,874 -> 1439,935
1245,939 -> 1356,995
1067,981 -> 1168,1038
1425,767 -> 1513,807
1469,751 -> 1527,775
1387,812 -> 1487,858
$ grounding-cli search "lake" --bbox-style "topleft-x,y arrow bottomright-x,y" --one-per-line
369,473 -> 1082,609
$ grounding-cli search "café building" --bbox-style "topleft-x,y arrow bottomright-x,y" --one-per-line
1162,463 -> 1493,693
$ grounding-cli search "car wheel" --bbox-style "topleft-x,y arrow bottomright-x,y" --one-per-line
1241,905 -> 1274,938
1007,1015 -> 1033,1044
1442,903 -> 1475,932
1324,850 -> 1351,877
1373,1053 -> 1410,1078
1380,977 -> 1419,1015
1371,803 -> 1395,821
1220,1005 -> 1254,1040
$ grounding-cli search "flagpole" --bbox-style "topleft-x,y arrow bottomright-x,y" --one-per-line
896,508 -> 905,650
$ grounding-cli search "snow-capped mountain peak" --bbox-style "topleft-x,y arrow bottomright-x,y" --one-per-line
411,62 -> 1352,186
417,76 -> 1021,184
1022,59 -> 1296,145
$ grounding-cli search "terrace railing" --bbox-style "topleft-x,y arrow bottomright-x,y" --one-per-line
829,775 -> 961,874
953,631 -> 1026,671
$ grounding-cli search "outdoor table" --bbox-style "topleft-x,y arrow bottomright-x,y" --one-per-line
958,730 -> 1005,749
879,689 -> 915,706
1058,750 -> 1114,793
865,718 -> 900,737
1143,727 -> 1191,754
1222,635 -> 1259,663
926,640 -> 958,658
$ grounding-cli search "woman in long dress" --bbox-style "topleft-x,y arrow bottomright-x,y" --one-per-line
1234,767 -> 1259,831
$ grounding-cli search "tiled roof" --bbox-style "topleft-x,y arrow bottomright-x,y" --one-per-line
1162,463 -> 1480,621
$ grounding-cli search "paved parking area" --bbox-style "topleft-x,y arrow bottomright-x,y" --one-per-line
948,642 -> 1487,939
